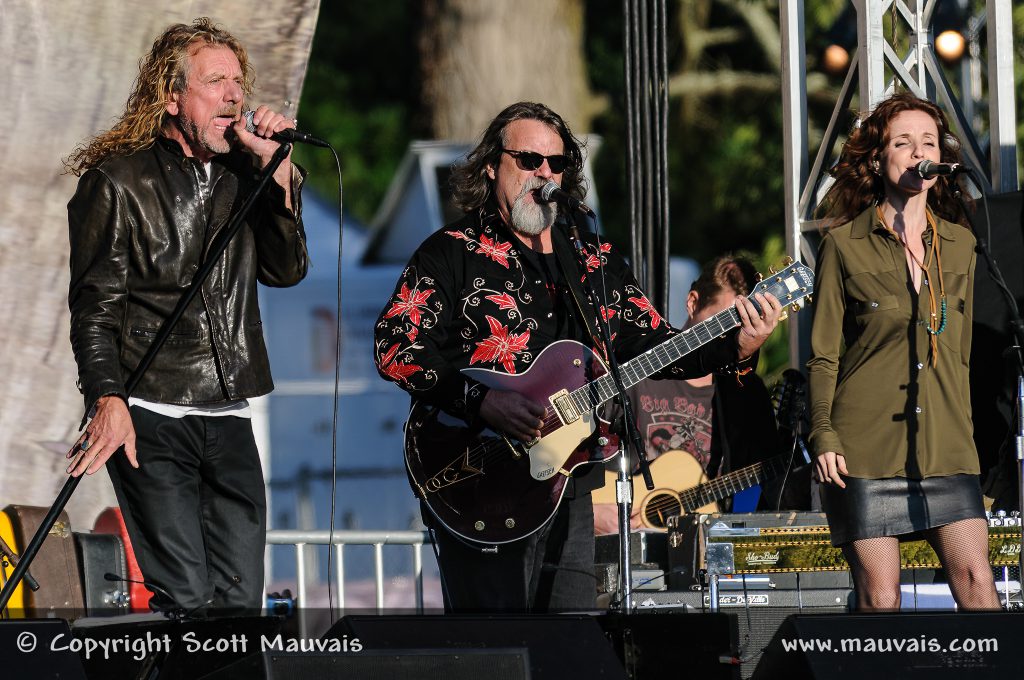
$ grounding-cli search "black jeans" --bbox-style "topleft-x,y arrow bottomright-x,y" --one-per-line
425,492 -> 597,612
106,407 -> 266,612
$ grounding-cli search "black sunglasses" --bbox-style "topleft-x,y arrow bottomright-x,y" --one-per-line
501,148 -> 569,174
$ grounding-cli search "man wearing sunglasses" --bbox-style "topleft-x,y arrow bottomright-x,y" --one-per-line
374,101 -> 781,612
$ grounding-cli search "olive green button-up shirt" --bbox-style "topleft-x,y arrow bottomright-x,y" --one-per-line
807,207 -> 978,479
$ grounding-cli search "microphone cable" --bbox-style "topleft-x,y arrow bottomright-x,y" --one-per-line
324,143 -> 344,624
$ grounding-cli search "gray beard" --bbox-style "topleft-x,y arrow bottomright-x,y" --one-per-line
176,112 -> 231,157
510,184 -> 556,236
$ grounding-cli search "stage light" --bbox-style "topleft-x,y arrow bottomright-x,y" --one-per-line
935,30 -> 965,62
822,44 -> 850,76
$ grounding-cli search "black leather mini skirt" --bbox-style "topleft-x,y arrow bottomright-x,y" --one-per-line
820,474 -> 985,546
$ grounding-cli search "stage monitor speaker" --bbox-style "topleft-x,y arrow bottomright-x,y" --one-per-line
202,647 -> 530,680
598,612 -> 739,680
336,614 -> 627,680
753,611 -> 1024,679
631,588 -> 850,679
0,619 -> 86,679
71,614 -> 281,679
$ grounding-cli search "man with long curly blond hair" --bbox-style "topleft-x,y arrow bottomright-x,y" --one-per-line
65,17 -> 308,613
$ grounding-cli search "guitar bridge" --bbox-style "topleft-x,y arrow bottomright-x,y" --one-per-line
549,389 -> 579,424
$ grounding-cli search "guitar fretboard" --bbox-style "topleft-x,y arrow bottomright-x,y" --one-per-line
568,306 -> 741,415
679,454 -> 791,512
563,262 -> 812,417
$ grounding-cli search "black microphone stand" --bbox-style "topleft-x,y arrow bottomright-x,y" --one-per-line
562,208 -> 655,614
951,170 -> 1024,585
0,143 -> 294,613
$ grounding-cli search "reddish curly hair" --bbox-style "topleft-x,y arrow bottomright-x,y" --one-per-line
819,92 -> 969,227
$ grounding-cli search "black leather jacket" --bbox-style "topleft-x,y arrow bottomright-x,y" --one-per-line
68,137 -> 307,411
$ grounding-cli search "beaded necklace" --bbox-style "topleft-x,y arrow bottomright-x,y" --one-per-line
876,206 -> 947,366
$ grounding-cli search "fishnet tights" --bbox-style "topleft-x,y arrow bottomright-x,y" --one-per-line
842,518 -> 1000,611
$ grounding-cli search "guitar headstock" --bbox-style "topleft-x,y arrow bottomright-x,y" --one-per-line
749,260 -> 814,316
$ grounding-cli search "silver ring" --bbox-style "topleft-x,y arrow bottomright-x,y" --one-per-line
80,438 -> 92,452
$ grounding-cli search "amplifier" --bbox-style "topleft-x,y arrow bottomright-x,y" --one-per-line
595,531 -> 667,566
669,511 -> 1023,577
594,562 -> 667,593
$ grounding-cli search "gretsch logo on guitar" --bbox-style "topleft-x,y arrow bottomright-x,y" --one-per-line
405,261 -> 815,544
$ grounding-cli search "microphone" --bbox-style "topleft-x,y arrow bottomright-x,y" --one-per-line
242,110 -> 330,148
915,160 -> 965,179
538,181 -> 596,218
104,572 -> 186,618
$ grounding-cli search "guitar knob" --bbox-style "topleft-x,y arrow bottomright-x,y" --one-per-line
597,437 -> 609,446
505,518 -> 516,528
474,521 -> 485,531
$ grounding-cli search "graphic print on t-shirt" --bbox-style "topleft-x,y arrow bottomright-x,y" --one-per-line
634,380 -> 715,473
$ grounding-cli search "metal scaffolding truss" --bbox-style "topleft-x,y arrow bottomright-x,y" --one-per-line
779,0 -> 1018,366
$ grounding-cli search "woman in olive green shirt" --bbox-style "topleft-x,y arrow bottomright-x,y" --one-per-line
808,93 -> 998,611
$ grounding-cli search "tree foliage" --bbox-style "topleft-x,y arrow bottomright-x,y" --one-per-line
296,1 -> 1023,375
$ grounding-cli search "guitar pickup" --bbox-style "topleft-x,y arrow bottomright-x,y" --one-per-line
550,389 -> 579,424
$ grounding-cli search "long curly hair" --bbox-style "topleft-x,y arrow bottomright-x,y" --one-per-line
63,17 -> 253,175
450,101 -> 587,213
819,92 -> 968,227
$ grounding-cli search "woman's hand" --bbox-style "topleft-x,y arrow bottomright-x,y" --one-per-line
814,451 -> 848,488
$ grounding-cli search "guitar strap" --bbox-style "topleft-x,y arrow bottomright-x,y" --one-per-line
706,376 -> 728,480
551,228 -> 609,361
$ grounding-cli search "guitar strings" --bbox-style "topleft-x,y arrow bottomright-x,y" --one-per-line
429,267 -> 809,491
641,462 -> 772,525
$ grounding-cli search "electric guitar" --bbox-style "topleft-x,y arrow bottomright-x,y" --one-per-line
404,261 -> 814,544
591,369 -> 809,528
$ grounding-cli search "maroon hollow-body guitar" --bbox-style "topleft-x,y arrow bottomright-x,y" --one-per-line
405,261 -> 814,545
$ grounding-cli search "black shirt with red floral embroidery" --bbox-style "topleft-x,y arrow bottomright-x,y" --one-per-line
373,207 -> 741,426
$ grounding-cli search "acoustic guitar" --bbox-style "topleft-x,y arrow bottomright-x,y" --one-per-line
592,367 -> 809,528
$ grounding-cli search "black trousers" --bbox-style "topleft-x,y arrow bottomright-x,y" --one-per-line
106,407 -> 266,612
425,492 -> 597,612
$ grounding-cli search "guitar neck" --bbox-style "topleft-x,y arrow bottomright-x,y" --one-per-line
679,452 -> 791,513
569,307 -> 742,414
560,260 -> 812,424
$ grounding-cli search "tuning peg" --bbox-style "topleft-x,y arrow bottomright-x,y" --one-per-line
768,265 -> 778,275
789,302 -> 801,314
805,294 -> 813,305
755,272 -> 763,283
779,310 -> 789,322
781,256 -> 794,267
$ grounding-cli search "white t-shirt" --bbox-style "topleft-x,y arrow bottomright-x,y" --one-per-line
129,397 -> 251,419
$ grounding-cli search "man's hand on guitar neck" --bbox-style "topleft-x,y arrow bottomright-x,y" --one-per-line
734,292 -> 782,361
479,389 -> 546,444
